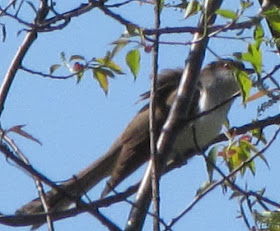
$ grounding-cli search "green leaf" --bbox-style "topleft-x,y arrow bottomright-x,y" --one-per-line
126,49 -> 141,79
236,70 -> 252,103
206,146 -> 218,182
227,145 -> 241,172
275,38 -> 280,48
184,0 -> 201,18
106,60 -> 123,74
224,137 -> 256,176
263,6 -> 280,35
196,180 -> 215,196
254,25 -> 264,49
241,43 -> 262,74
255,210 -> 280,231
126,24 -> 141,36
216,9 -> 237,20
263,6 -> 280,21
96,58 -> 124,75
240,1 -> 253,10
251,126 -> 267,144
111,39 -> 129,58
49,64 -> 61,74
159,0 -> 164,12
93,69 -> 109,94
175,0 -> 188,9
76,71 -> 84,84
94,67 -> 115,78
268,20 -> 280,35
239,139 -> 256,175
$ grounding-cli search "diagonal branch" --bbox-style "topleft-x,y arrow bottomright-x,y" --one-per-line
0,31 -> 37,117
124,1 -> 224,230
166,127 -> 280,230
0,1 -> 49,117
0,111 -> 279,228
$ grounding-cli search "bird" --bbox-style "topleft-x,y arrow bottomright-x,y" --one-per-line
16,59 -> 252,229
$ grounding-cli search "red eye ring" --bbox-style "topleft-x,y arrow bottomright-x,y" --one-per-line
222,62 -> 235,70
223,63 -> 230,69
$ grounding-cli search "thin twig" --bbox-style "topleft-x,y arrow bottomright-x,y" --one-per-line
110,187 -> 169,229
35,180 -> 54,231
98,3 -> 140,30
0,0 -> 17,17
20,65 -> 75,79
143,17 -> 261,36
150,0 -> 161,229
1,111 -> 280,228
0,182 -> 139,227
240,201 -> 252,230
83,208 -> 121,231
166,127 -> 280,230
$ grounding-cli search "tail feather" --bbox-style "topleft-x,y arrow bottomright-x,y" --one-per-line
15,138 -> 122,229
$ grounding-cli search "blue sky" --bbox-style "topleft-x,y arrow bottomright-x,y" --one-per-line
1,0 -> 280,230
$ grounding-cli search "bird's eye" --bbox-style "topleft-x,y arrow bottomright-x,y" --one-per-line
223,63 -> 232,70
223,63 -> 230,69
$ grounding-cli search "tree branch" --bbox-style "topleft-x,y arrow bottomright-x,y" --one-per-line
166,127 -> 280,230
125,1 -> 224,230
150,0 -> 161,230
0,1 -> 49,117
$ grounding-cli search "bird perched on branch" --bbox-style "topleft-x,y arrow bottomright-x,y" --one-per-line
16,59 -> 252,229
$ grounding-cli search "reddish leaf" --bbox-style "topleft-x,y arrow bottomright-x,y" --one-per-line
70,55 -> 85,61
247,90 -> 266,102
7,125 -> 42,145
49,64 -> 61,74
144,45 -> 153,53
73,62 -> 85,84
73,62 -> 85,72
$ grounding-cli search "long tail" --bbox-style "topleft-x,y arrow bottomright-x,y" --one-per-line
16,137 -> 122,217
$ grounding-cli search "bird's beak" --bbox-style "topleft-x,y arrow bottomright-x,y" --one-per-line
245,68 -> 255,74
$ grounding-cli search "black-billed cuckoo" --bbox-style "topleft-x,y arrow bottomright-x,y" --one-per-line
16,59 -> 251,228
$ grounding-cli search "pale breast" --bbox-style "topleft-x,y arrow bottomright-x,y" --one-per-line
170,98 -> 232,159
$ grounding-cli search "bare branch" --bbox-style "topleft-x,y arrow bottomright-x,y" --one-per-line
20,65 -> 75,79
150,0 -> 161,230
98,3 -> 140,29
35,180 -> 54,231
166,127 -> 280,230
0,1 -> 50,117
0,183 -> 138,227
